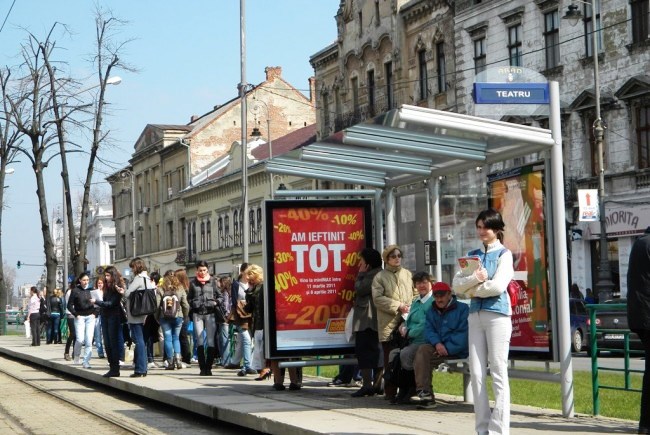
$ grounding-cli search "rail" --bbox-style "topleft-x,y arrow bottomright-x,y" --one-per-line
586,303 -> 643,415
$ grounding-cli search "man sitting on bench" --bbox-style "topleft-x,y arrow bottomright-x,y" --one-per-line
411,282 -> 469,407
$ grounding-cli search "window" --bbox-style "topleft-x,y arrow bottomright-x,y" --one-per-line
637,104 -> 650,169
200,221 -> 205,251
473,38 -> 486,74
233,210 -> 239,246
436,42 -> 446,93
544,10 -> 560,69
109,245 -> 115,265
206,220 -> 211,251
584,0 -> 602,58
418,49 -> 428,101
631,0 -> 649,44
256,209 -> 262,243
167,221 -> 174,249
351,77 -> 359,116
218,217 -> 224,249
249,209 -> 255,243
224,216 -> 230,248
367,70 -> 375,114
179,218 -> 186,250
385,62 -> 394,109
508,24 -> 522,66
358,11 -> 363,37
322,92 -> 330,133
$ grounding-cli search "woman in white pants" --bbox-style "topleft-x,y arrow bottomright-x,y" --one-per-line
453,208 -> 514,435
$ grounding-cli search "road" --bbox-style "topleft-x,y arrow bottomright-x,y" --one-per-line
513,351 -> 645,372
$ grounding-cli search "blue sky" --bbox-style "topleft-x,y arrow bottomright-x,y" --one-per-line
1,0 -> 338,290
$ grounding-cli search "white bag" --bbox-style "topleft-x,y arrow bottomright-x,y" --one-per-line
24,320 -> 31,338
344,308 -> 355,343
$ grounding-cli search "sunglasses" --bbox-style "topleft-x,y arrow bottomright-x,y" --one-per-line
433,291 -> 449,297
388,253 -> 402,259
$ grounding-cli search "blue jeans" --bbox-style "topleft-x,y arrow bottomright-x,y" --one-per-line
160,317 -> 183,357
94,316 -> 104,357
102,314 -> 122,373
74,315 -> 96,365
216,322 -> 229,363
234,325 -> 252,370
49,313 -> 61,343
129,323 -> 147,374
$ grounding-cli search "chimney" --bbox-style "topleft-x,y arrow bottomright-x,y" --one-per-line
265,66 -> 282,81
308,77 -> 316,106
190,115 -> 199,122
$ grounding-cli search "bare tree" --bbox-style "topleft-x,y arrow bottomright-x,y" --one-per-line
0,68 -> 21,323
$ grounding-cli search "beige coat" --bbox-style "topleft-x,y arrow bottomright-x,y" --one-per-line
371,268 -> 416,342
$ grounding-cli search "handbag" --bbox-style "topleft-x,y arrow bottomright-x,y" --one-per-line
507,279 -> 522,308
128,276 -> 157,316
236,300 -> 252,319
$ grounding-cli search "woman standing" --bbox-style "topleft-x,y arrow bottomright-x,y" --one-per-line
244,265 -> 269,380
350,248 -> 383,397
96,266 -> 126,378
63,283 -> 77,361
188,260 -> 223,376
157,271 -> 189,370
372,245 -> 416,401
175,268 -> 192,367
93,277 -> 105,358
67,273 -> 96,369
229,263 -> 254,373
125,257 -> 155,378
453,208 -> 514,435
27,287 -> 41,346
48,288 -> 65,344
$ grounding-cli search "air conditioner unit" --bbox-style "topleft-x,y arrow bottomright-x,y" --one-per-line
142,206 -> 150,214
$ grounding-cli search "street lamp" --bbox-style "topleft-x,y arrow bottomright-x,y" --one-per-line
563,1 -> 614,301
239,0 -> 249,262
250,98 -> 275,197
61,76 -> 122,287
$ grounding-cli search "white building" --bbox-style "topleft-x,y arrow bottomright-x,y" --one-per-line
86,202 -> 116,278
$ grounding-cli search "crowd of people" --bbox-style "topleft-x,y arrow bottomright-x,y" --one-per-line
26,208 -> 522,433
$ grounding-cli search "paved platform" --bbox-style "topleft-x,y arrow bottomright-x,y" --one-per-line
0,336 -> 637,434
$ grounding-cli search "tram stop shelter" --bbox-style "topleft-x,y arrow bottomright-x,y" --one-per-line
266,82 -> 576,417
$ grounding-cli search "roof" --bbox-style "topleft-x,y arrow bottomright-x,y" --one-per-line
266,105 -> 555,188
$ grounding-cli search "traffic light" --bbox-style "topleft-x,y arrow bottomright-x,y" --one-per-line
16,260 -> 21,269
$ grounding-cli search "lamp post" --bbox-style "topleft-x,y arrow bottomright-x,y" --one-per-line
239,0 -> 249,262
250,99 -> 274,198
61,76 -> 122,287
563,2 -> 614,301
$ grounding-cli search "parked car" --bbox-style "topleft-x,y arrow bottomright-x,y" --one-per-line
594,298 -> 643,353
5,310 -> 19,324
569,298 -> 591,353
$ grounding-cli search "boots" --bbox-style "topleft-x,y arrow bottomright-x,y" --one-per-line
394,369 -> 416,404
205,347 -> 216,376
174,353 -> 183,370
197,347 -> 206,376
165,358 -> 175,370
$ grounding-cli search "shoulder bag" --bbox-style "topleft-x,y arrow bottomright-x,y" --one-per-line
128,276 -> 157,316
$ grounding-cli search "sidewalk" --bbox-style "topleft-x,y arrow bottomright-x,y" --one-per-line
0,336 -> 637,434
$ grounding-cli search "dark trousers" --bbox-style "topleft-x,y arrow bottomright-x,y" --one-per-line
179,320 -> 192,363
143,315 -> 159,362
638,330 -> 650,431
48,314 -> 61,344
29,313 -> 40,346
64,316 -> 76,355
102,314 -> 122,374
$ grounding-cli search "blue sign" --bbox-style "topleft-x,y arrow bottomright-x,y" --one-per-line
473,83 -> 550,105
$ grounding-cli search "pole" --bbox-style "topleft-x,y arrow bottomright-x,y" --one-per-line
62,185 -> 68,290
550,81 -> 575,417
131,172 -> 136,257
267,118 -> 274,199
240,0 -> 249,262
591,0 -> 614,302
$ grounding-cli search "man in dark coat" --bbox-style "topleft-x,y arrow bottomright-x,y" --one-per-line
627,226 -> 650,434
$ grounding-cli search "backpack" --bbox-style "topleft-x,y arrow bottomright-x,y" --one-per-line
39,297 -> 48,316
161,292 -> 180,319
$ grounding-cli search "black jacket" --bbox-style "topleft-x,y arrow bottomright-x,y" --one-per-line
48,296 -> 64,316
67,285 -> 95,317
627,233 -> 650,331
95,289 -> 123,318
246,283 -> 264,334
188,277 -> 223,312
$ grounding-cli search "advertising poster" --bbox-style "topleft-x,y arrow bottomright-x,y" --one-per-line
265,200 -> 373,358
488,163 -> 550,354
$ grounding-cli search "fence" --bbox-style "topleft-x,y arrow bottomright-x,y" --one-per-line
586,303 -> 643,415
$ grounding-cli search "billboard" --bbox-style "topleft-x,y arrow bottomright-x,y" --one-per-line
264,199 -> 373,358
488,163 -> 550,355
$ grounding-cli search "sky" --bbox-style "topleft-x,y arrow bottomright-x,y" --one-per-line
0,0 -> 339,292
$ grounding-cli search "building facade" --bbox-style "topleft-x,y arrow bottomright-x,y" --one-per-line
309,0 -> 649,297
85,202 -> 116,278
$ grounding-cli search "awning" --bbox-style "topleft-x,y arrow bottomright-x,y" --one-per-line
265,104 -> 555,188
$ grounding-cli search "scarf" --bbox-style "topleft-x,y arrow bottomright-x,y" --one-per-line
196,273 -> 211,285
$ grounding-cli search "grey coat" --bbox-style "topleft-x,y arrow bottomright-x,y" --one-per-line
352,267 -> 381,333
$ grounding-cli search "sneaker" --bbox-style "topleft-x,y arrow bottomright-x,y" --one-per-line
73,358 -> 80,365
163,360 -> 169,368
410,390 -> 434,403
82,362 -> 92,369
327,378 -> 345,387
119,360 -> 126,366
190,357 -> 199,364
181,362 -> 187,369
148,362 -> 158,369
